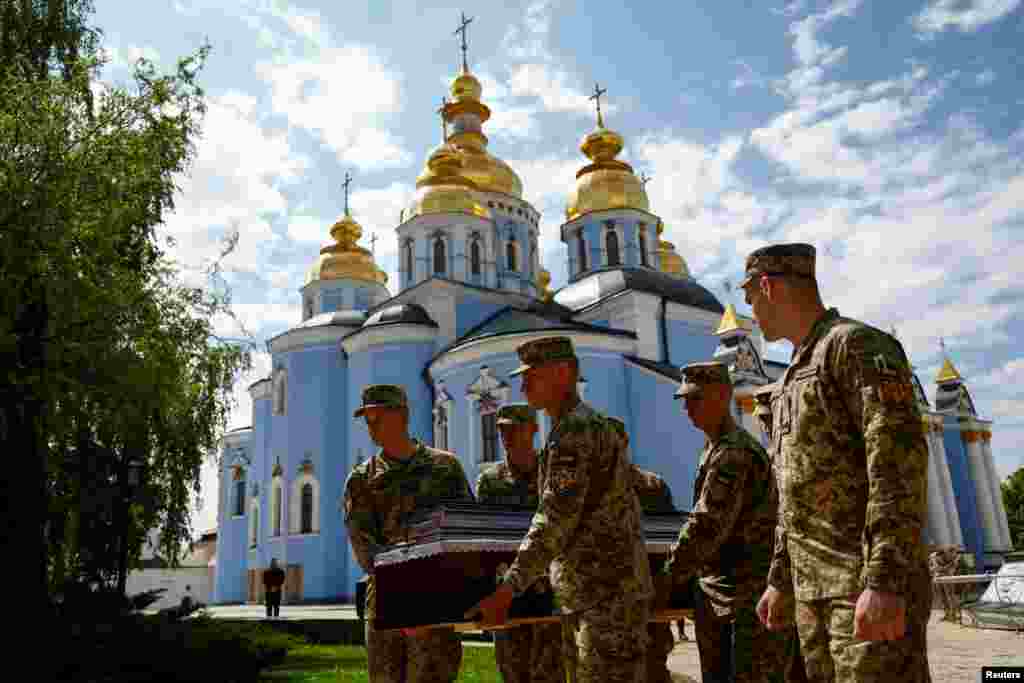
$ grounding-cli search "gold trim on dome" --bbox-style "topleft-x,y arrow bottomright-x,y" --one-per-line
536,267 -> 552,300
407,143 -> 492,220
657,239 -> 689,278
305,209 -> 388,285
567,120 -> 649,221
936,357 -> 962,384
716,304 -> 753,335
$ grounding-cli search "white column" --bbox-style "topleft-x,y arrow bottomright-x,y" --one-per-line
965,433 -> 1000,552
924,428 -> 950,546
930,426 -> 963,547
467,396 -> 479,466
981,436 -> 1012,550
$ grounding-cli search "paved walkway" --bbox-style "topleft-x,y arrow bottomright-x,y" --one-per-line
195,604 -> 359,621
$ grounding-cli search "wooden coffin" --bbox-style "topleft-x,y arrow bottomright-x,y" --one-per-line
370,502 -> 693,631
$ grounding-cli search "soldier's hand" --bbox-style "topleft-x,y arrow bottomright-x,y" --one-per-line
464,582 -> 515,627
853,588 -> 906,641
756,585 -> 789,631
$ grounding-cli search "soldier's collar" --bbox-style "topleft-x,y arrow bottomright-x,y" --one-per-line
707,413 -> 739,447
506,456 -> 537,480
791,307 -> 840,363
377,439 -> 424,465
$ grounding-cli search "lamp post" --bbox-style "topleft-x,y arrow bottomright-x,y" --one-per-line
117,456 -> 145,601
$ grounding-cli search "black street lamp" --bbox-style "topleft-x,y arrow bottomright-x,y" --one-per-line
116,456 -> 145,601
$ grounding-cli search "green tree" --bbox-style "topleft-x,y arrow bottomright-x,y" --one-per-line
1,4 -> 252,613
1002,466 -> 1024,552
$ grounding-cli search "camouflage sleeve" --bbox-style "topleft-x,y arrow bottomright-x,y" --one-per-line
767,522 -> 793,593
504,417 -> 602,594
833,327 -> 929,594
343,472 -> 382,574
661,447 -> 750,583
476,469 -> 494,503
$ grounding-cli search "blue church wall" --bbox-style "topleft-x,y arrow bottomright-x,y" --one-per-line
455,297 -> 507,338
623,365 -> 704,512
942,425 -> 986,569
665,320 -> 718,368
321,346 -> 351,599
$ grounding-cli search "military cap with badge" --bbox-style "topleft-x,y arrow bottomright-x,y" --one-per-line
674,361 -> 732,399
739,243 -> 816,289
496,403 -> 538,425
353,384 -> 408,417
508,336 -> 577,377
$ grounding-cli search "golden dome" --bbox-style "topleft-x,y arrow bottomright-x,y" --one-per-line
536,266 -> 552,300
305,212 -> 388,286
450,71 -> 482,102
566,125 -> 649,221
407,143 -> 491,220
658,239 -> 690,278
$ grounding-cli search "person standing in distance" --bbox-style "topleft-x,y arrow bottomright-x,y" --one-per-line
744,244 -> 932,682
343,384 -> 474,683
467,336 -> 653,683
476,403 -> 562,683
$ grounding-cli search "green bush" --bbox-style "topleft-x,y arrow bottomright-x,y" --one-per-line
54,613 -> 306,682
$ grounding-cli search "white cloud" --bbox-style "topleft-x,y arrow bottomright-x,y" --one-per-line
913,0 -> 1021,35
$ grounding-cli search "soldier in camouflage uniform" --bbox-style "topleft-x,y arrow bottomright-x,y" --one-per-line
654,361 -> 792,683
476,403 -> 562,683
468,336 -> 653,683
744,244 -> 932,683
927,545 -> 964,623
343,384 -> 474,683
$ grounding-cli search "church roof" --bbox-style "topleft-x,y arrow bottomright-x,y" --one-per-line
363,303 -> 438,328
553,267 -> 724,315
623,355 -> 683,382
297,310 -> 368,328
447,306 -> 634,349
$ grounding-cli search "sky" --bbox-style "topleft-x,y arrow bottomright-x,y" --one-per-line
89,0 -> 1024,537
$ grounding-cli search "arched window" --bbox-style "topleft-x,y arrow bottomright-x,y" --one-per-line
481,412 -> 498,463
271,479 -> 283,537
638,224 -> 649,266
434,403 -> 449,451
433,237 -> 446,275
249,500 -> 259,548
300,484 -> 313,534
577,230 -> 587,273
272,368 -> 287,416
506,241 -> 518,271
470,240 -> 481,275
403,240 -> 414,279
605,222 -> 620,266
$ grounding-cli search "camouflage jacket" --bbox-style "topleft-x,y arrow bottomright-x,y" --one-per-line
503,400 -> 654,612
476,459 -> 541,507
662,415 -> 776,616
631,464 -> 676,513
766,308 -> 930,601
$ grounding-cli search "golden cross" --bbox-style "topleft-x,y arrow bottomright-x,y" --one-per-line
454,12 -> 474,72
342,171 -> 353,216
639,172 -> 652,189
589,82 -> 607,127
438,96 -> 449,142
369,233 -> 378,256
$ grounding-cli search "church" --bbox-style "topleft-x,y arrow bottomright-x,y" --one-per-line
212,39 -> 1014,605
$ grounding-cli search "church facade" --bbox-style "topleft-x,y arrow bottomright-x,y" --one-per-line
212,57 -> 1013,605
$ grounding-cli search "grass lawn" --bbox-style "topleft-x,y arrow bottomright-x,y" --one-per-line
259,642 -> 502,683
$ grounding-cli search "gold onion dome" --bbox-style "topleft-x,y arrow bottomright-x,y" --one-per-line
408,143 -> 491,219
305,211 -> 387,285
566,123 -> 650,221
656,221 -> 689,278
437,69 -> 523,198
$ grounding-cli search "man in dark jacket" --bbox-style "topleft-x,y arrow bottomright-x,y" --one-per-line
263,558 -> 285,619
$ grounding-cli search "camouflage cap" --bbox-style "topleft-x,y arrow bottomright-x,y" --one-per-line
739,243 -> 816,289
752,384 -> 774,417
508,336 -> 577,377
674,361 -> 731,399
496,403 -> 537,425
353,384 -> 408,418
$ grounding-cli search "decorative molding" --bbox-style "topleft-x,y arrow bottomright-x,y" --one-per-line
430,330 -> 637,377
268,325 -> 361,355
289,472 -> 321,535
340,323 -> 438,355
249,379 -> 273,401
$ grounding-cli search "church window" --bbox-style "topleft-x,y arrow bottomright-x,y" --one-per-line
271,480 -> 282,537
470,240 -> 482,275
249,500 -> 259,548
233,477 -> 246,517
300,484 -> 313,534
481,412 -> 498,463
304,297 -> 313,320
434,403 -> 448,450
506,242 -> 518,271
577,230 -> 587,273
433,237 -> 446,275
272,368 -> 287,416
638,224 -> 649,266
403,241 -> 414,280
605,222 -> 621,266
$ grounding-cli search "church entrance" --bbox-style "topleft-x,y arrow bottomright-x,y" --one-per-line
284,564 -> 303,603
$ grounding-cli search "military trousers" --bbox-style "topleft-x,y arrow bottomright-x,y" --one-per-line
364,620 -> 463,683
494,622 -> 563,683
566,596 -> 650,683
695,589 -> 797,683
793,573 -> 932,683
645,622 -> 676,683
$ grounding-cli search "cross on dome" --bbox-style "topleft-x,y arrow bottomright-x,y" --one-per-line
589,82 -> 607,127
454,12 -> 474,72
341,171 -> 353,216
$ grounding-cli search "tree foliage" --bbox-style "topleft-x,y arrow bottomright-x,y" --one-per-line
1003,467 -> 1024,552
0,2 -> 252,607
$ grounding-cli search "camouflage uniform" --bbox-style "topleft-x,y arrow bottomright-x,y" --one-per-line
627,452 -> 677,683
343,384 -> 474,683
927,545 -> 964,623
662,361 -> 792,683
746,245 -> 933,683
477,403 -> 562,683
503,337 -> 653,683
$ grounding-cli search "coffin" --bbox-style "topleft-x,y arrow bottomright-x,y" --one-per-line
370,502 -> 693,631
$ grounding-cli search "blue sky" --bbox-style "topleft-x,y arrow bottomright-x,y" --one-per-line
90,0 -> 1024,535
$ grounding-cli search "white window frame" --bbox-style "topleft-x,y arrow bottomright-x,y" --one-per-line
433,383 -> 454,452
248,498 -> 260,548
290,471 -> 321,536
272,367 -> 287,416
466,366 -> 511,464
270,475 -> 284,538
